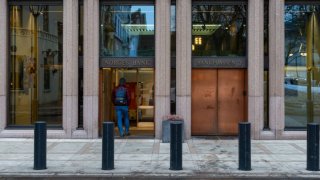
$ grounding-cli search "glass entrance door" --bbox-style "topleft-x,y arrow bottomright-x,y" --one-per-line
99,68 -> 155,137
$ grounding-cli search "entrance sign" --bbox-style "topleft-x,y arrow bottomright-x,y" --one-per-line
100,58 -> 155,68
192,57 -> 247,68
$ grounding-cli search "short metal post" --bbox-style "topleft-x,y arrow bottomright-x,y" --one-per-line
307,123 -> 319,171
170,121 -> 183,170
239,122 -> 251,171
102,122 -> 114,170
34,121 -> 47,170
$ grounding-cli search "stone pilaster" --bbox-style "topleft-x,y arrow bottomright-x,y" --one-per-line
63,0 -> 79,138
155,0 -> 171,139
83,0 -> 99,138
248,0 -> 264,139
269,0 -> 285,138
176,0 -> 192,140
0,0 -> 8,131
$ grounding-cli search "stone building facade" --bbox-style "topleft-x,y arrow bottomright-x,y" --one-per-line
0,0 -> 317,139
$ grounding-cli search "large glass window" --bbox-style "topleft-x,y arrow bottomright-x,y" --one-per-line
100,5 -> 155,57
285,2 -> 320,128
192,2 -> 247,56
9,3 -> 63,126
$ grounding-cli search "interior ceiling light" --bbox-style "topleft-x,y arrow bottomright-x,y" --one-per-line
121,24 -> 154,35
300,53 -> 307,57
192,24 -> 221,35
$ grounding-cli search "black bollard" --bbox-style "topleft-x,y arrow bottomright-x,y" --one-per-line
239,122 -> 251,171
307,123 -> 319,171
34,121 -> 47,170
102,122 -> 114,170
170,121 -> 183,170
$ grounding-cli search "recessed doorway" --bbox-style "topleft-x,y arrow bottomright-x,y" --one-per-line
99,68 -> 155,137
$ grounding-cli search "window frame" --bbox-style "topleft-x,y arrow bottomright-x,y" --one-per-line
8,0 -> 62,6
286,0 -> 320,5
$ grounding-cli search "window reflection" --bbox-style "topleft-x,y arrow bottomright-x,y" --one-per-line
285,4 -> 320,128
171,5 -> 176,56
192,4 -> 247,56
9,5 -> 63,126
100,5 -> 155,57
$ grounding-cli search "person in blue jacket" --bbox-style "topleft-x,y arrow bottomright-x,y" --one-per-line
112,78 -> 131,137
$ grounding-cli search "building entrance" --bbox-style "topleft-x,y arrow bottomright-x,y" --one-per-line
191,69 -> 247,135
99,68 -> 155,137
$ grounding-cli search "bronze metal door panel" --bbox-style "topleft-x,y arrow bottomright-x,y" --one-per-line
99,69 -> 114,136
217,69 -> 245,135
191,69 -> 218,135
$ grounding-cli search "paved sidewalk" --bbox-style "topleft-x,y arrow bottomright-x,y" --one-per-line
0,138 -> 319,179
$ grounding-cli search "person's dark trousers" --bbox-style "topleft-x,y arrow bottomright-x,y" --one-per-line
115,106 -> 129,136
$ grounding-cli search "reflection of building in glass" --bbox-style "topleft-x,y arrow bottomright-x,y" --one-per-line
9,5 -> 63,126
100,6 -> 154,57
100,6 -> 131,56
285,4 -> 320,128
129,9 -> 145,56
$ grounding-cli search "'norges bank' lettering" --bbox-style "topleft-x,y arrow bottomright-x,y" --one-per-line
100,59 -> 154,68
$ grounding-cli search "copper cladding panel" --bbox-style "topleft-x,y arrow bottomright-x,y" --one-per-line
191,69 -> 218,135
217,69 -> 245,135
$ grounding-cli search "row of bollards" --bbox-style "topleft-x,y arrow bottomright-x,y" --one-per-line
33,121 -> 320,171
237,122 -> 320,171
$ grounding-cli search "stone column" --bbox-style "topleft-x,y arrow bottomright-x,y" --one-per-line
63,0 -> 79,138
248,0 -> 264,139
83,0 -> 99,138
269,0 -> 285,138
0,0 -> 8,131
176,0 -> 192,140
155,0 -> 171,139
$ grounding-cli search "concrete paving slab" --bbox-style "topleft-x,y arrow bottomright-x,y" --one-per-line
269,154 -> 305,162
48,142 -> 87,154
197,160 -> 237,173
118,154 -> 152,161
69,154 -> 102,161
47,154 -> 75,161
0,154 -> 33,161
263,144 -> 304,154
